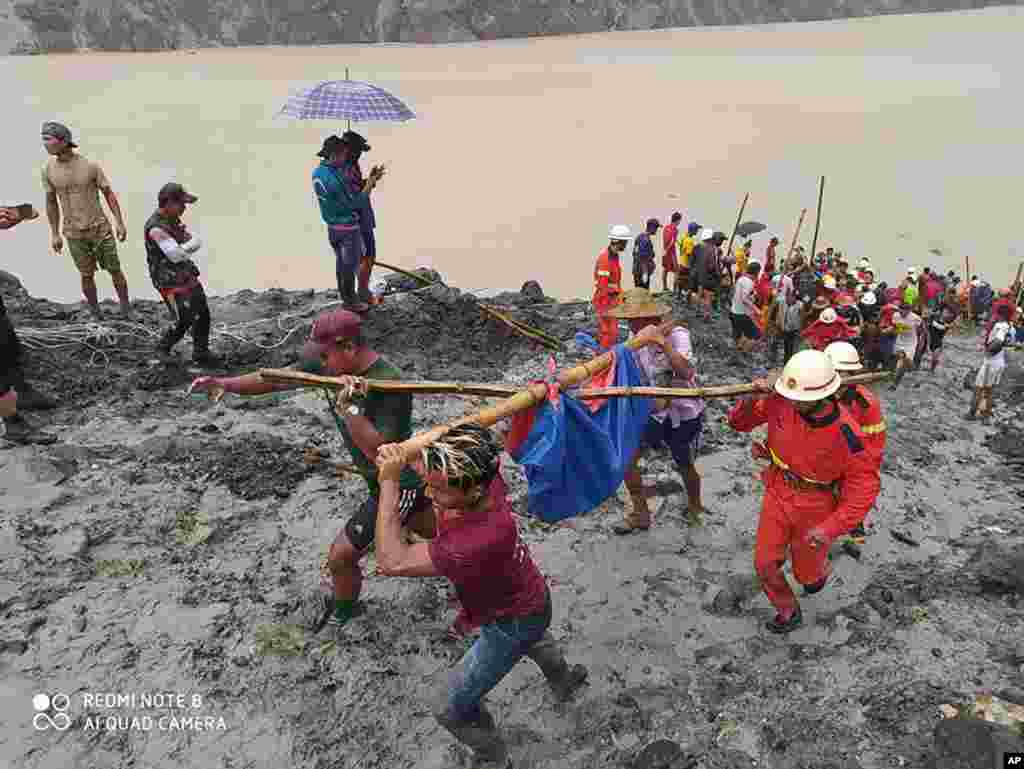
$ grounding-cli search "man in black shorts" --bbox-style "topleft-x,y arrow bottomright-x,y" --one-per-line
188,308 -> 431,628
730,261 -> 763,352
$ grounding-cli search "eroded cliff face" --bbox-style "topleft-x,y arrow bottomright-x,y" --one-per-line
0,0 -> 1013,54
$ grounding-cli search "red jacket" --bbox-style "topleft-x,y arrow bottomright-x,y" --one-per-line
593,248 -> 622,312
986,297 -> 1017,338
801,317 -> 854,350
728,394 -> 880,540
838,384 -> 886,467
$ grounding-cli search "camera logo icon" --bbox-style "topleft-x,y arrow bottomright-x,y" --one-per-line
33,693 -> 72,731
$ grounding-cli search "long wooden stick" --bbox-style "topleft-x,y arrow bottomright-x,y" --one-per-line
809,176 -> 825,262
259,369 -> 520,398
966,255 -> 973,321
787,208 -> 807,263
725,193 -> 750,270
576,371 -> 890,400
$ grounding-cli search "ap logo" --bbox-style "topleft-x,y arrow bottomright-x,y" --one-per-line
32,693 -> 72,731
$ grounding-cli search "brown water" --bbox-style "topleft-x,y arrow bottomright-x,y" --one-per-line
6,7 -> 1024,302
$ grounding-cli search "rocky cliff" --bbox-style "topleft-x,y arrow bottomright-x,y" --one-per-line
0,0 -> 1015,54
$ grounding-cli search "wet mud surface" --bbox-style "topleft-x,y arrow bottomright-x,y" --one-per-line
1,280 -> 1022,769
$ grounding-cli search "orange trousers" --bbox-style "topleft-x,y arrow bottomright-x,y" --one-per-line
754,470 -> 835,612
596,308 -> 619,349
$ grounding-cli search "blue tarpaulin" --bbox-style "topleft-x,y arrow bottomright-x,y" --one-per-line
507,344 -> 653,523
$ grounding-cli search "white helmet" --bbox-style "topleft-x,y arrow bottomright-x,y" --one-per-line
824,341 -> 863,372
820,307 -> 837,324
609,224 -> 632,241
823,275 -> 837,290
860,291 -> 877,306
774,349 -> 841,402
700,227 -> 715,241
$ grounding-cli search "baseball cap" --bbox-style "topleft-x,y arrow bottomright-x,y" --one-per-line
317,135 -> 345,158
700,227 -> 715,241
157,182 -> 198,206
41,121 -> 77,148
302,308 -> 363,360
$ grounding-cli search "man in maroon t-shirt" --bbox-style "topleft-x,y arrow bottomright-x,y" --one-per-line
374,424 -> 587,767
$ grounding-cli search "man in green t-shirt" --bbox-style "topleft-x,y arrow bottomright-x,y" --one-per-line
188,309 -> 431,628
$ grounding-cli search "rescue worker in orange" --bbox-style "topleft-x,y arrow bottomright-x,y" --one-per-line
593,225 -> 631,349
727,350 -> 880,633
825,341 -> 886,539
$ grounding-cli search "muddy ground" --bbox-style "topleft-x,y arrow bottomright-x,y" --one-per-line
1,272 -> 1022,769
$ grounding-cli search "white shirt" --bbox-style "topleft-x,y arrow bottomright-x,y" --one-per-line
731,275 -> 756,317
893,311 -> 922,355
985,321 -> 1012,368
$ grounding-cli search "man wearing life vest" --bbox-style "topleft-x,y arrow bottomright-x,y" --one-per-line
825,342 -> 886,539
727,350 -> 880,633
593,224 -> 631,349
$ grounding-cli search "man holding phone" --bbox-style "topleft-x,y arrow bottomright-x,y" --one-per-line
340,131 -> 385,306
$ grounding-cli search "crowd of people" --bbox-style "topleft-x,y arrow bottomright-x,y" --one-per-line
596,215 -> 1023,419
2,122 -> 1022,768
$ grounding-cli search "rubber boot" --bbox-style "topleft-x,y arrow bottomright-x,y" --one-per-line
8,370 -> 56,410
525,634 -> 588,702
766,605 -> 802,634
2,414 -> 57,445
436,708 -> 510,768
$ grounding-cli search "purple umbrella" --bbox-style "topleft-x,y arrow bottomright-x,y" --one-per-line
278,73 -> 416,128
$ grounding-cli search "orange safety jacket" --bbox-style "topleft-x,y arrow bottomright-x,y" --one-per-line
727,393 -> 880,541
593,248 -> 622,312
838,384 -> 886,467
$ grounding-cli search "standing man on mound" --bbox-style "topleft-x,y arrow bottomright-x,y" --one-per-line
727,350 -> 879,633
593,225 -> 630,349
375,424 -> 587,768
41,121 -> 132,319
188,308 -> 432,630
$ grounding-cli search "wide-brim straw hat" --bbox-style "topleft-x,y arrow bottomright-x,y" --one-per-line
608,288 -> 671,319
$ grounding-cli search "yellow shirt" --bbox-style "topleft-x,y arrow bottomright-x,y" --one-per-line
41,154 -> 113,239
735,246 -> 749,275
678,236 -> 695,268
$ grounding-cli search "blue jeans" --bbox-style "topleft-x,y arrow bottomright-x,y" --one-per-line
329,227 -> 364,304
445,592 -> 551,723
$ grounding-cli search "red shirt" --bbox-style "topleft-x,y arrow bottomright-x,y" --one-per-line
428,479 -> 548,626
663,222 -> 679,259
801,317 -> 853,350
765,243 -> 777,273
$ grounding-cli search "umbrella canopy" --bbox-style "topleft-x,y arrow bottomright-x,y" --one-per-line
279,79 -> 416,123
735,221 -> 767,239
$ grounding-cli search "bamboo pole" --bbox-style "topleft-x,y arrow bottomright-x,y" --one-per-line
575,371 -> 890,400
966,255 -> 973,321
724,193 -> 750,271
786,208 -> 807,264
259,369 -> 519,398
808,176 -> 825,263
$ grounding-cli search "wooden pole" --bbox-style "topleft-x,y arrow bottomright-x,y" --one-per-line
259,369 -> 520,398
724,193 -> 750,270
575,371 -> 890,400
786,208 -> 807,263
966,255 -> 973,321
808,176 -> 825,264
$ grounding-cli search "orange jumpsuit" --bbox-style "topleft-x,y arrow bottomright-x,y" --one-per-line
728,395 -> 880,612
593,248 -> 623,349
838,385 -> 886,469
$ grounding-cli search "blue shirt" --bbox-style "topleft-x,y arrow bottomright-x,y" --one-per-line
312,160 -> 368,228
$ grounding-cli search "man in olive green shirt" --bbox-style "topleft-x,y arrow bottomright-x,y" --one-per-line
41,121 -> 131,318
188,308 -> 430,628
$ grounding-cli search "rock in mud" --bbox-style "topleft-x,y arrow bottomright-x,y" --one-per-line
932,717 -> 1024,769
966,542 -> 1024,595
50,526 -> 89,561
633,739 -> 696,769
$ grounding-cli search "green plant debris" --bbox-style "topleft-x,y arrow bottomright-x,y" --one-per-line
175,510 -> 212,546
254,624 -> 306,657
95,559 -> 146,578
